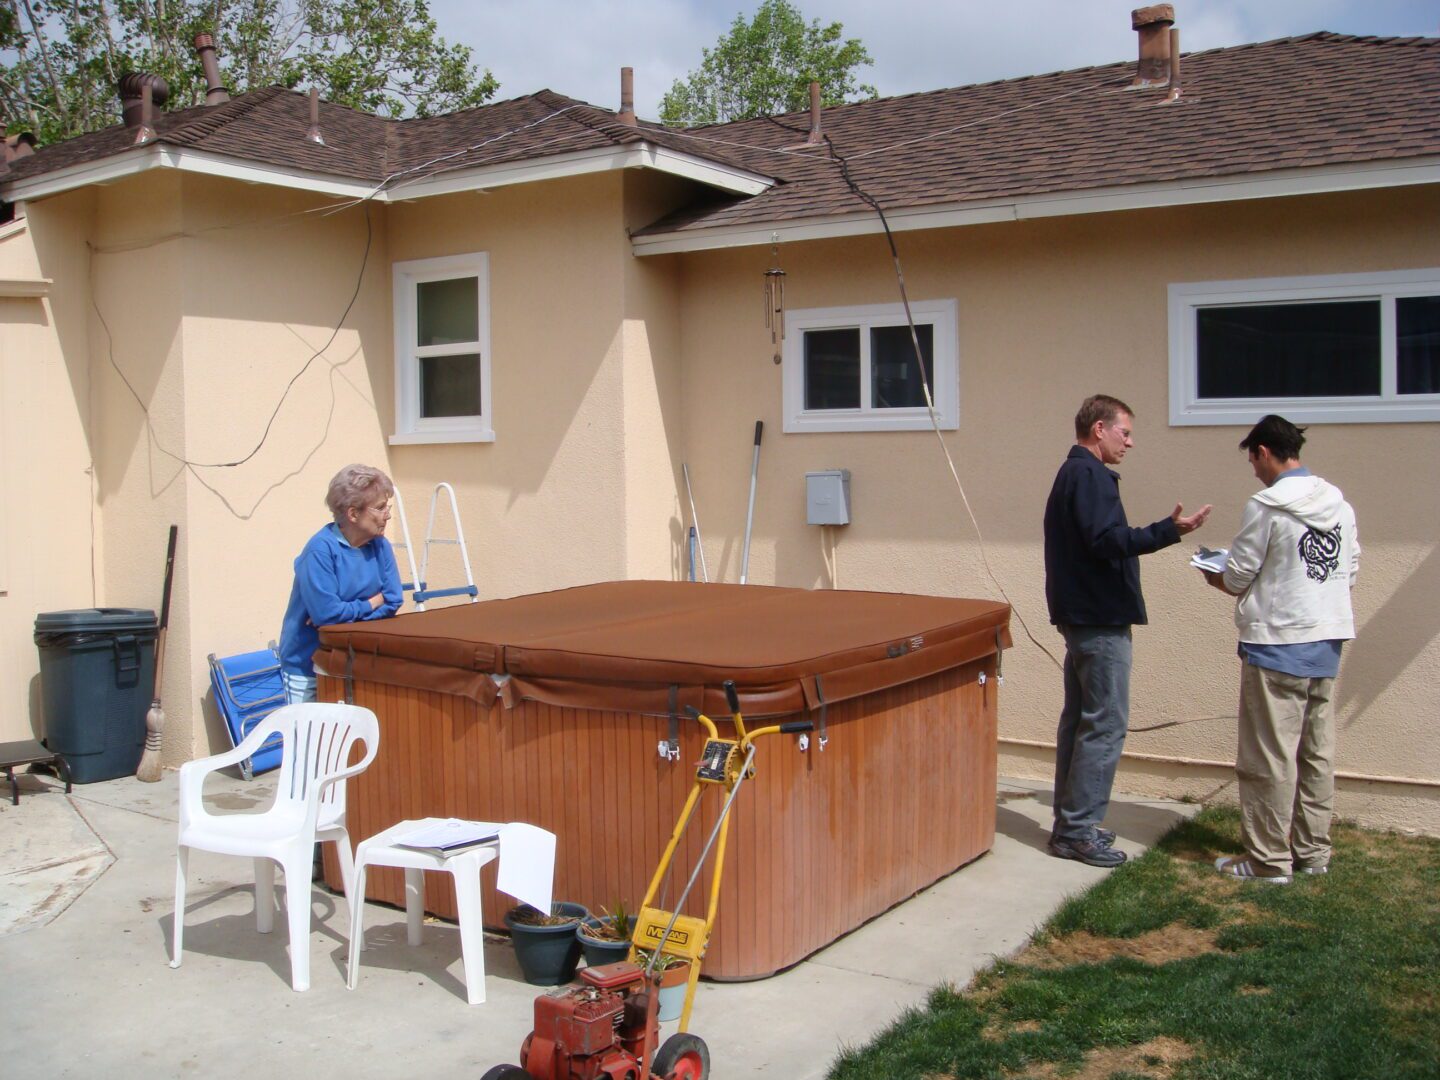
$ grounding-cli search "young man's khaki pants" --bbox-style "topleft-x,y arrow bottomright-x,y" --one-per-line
1236,662 -> 1336,875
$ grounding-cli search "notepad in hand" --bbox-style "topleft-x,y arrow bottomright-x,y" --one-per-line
1190,547 -> 1229,573
394,818 -> 501,857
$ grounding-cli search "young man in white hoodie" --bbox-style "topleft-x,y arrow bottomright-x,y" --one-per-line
1202,415 -> 1359,884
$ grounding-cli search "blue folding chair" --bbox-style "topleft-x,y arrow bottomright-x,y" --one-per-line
208,644 -> 286,779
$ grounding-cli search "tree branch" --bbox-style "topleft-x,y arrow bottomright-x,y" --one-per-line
20,0 -> 73,128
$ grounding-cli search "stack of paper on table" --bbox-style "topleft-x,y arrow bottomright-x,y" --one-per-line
394,818 -> 502,854
1190,547 -> 1229,573
392,818 -> 554,914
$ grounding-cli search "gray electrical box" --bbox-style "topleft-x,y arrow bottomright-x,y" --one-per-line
806,469 -> 851,525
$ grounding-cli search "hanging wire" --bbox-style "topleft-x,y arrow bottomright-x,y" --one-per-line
91,104 -> 586,471
91,202 -> 373,469
761,113 -> 1065,671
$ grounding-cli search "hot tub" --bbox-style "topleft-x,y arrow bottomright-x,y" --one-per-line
317,580 -> 1010,979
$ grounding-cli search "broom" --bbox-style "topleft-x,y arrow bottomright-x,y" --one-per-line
136,525 -> 178,783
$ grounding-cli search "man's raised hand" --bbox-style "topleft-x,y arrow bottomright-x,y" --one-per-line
1172,503 -> 1213,535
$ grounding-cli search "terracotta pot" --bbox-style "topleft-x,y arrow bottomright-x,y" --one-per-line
655,960 -> 691,1021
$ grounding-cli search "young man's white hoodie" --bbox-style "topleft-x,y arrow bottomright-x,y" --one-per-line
1222,473 -> 1359,645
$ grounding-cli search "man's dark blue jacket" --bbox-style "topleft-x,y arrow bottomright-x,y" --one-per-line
1044,446 -> 1179,626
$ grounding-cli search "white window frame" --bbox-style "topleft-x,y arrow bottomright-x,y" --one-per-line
1168,268 -> 1440,426
390,252 -> 493,444
782,299 -> 959,433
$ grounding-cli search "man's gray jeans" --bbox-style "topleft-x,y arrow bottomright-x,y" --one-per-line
1053,624 -> 1132,842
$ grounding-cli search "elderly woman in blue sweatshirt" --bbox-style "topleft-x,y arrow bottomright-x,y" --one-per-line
279,464 -> 403,704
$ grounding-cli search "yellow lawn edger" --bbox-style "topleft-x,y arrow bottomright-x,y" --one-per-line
483,680 -> 813,1080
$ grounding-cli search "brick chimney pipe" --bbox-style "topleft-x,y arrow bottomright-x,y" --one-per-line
135,82 -> 157,145
1168,28 -> 1183,100
1131,4 -> 1175,88
194,33 -> 230,105
305,87 -> 325,144
806,81 -> 822,144
618,67 -> 637,126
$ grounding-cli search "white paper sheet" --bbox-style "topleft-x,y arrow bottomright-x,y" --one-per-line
1190,546 -> 1229,573
496,822 -> 556,913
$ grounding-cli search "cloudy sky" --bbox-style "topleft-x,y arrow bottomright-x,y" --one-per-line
430,0 -> 1437,117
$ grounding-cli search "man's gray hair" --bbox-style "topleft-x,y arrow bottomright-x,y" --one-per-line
325,464 -> 394,523
1074,394 -> 1134,441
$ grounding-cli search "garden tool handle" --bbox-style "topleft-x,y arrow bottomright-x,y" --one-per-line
723,680 -> 740,716
778,720 -> 814,734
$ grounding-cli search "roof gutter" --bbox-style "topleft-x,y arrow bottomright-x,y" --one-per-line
1,140 -> 774,206
631,155 -> 1440,255
0,143 -> 379,203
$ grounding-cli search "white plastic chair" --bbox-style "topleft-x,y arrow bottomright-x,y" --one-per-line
171,702 -> 379,991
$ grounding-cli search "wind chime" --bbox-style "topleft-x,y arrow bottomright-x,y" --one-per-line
763,239 -> 786,364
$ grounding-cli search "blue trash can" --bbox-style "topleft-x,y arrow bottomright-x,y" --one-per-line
34,608 -> 157,783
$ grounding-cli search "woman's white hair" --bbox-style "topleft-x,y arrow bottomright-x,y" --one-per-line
325,464 -> 394,523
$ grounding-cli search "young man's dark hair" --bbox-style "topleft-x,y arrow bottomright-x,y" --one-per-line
1239,414 -> 1307,461
1073,394 -> 1133,440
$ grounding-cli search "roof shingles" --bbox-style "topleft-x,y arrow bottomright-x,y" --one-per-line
4,32 -> 1435,236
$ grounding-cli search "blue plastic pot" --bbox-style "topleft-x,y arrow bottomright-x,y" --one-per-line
505,902 -> 589,985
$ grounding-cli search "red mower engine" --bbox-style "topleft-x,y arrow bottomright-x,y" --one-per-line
484,962 -> 710,1080
521,962 -> 653,1079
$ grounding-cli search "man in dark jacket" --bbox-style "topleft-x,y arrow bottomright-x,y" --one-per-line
1043,394 -> 1211,867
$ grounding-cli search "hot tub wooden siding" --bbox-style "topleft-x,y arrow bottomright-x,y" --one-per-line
322,655 -> 998,979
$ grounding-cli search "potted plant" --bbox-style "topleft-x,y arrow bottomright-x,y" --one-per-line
633,947 -> 692,1022
504,901 -> 588,985
577,901 -> 634,967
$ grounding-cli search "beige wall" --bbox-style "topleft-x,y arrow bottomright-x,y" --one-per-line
167,175 -> 393,764
0,199 -> 97,743
3,162 -> 1435,836
1,174 -> 393,763
0,166 -> 694,764
384,170 -> 690,599
675,185 -> 1440,833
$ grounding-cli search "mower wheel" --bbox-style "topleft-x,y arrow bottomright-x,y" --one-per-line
480,1066 -> 533,1080
653,1032 -> 710,1080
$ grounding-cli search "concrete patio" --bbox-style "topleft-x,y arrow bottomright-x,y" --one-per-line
0,768 -> 1196,1079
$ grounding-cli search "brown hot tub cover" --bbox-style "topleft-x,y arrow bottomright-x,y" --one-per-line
315,580 -> 1011,717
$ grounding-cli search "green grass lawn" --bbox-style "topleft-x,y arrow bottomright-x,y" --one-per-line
828,806 -> 1440,1080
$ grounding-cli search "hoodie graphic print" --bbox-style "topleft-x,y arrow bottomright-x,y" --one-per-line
1298,525 -> 1342,582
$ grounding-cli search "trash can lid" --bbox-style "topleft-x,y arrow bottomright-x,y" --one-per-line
34,608 -> 157,634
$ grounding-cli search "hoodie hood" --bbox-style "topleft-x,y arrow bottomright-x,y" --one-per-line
1253,474 -> 1345,531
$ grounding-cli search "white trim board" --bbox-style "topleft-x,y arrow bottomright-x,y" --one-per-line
632,157 -> 1440,255
782,299 -> 960,434
0,278 -> 51,297
390,251 -> 494,445
2,141 -> 773,205
1167,267 -> 1440,426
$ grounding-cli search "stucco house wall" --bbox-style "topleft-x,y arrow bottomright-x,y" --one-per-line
2,151 -> 1435,835
2,172 -> 396,763
672,184 -> 1440,833
0,202 -> 97,744
383,168 -> 690,598
0,166 -> 697,762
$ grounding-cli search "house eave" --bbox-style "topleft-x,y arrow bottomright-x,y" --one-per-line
1,140 -> 773,205
631,156 -> 1440,256
384,142 -> 772,200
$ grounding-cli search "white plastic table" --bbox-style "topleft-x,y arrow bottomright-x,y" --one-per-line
346,818 -> 499,1004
